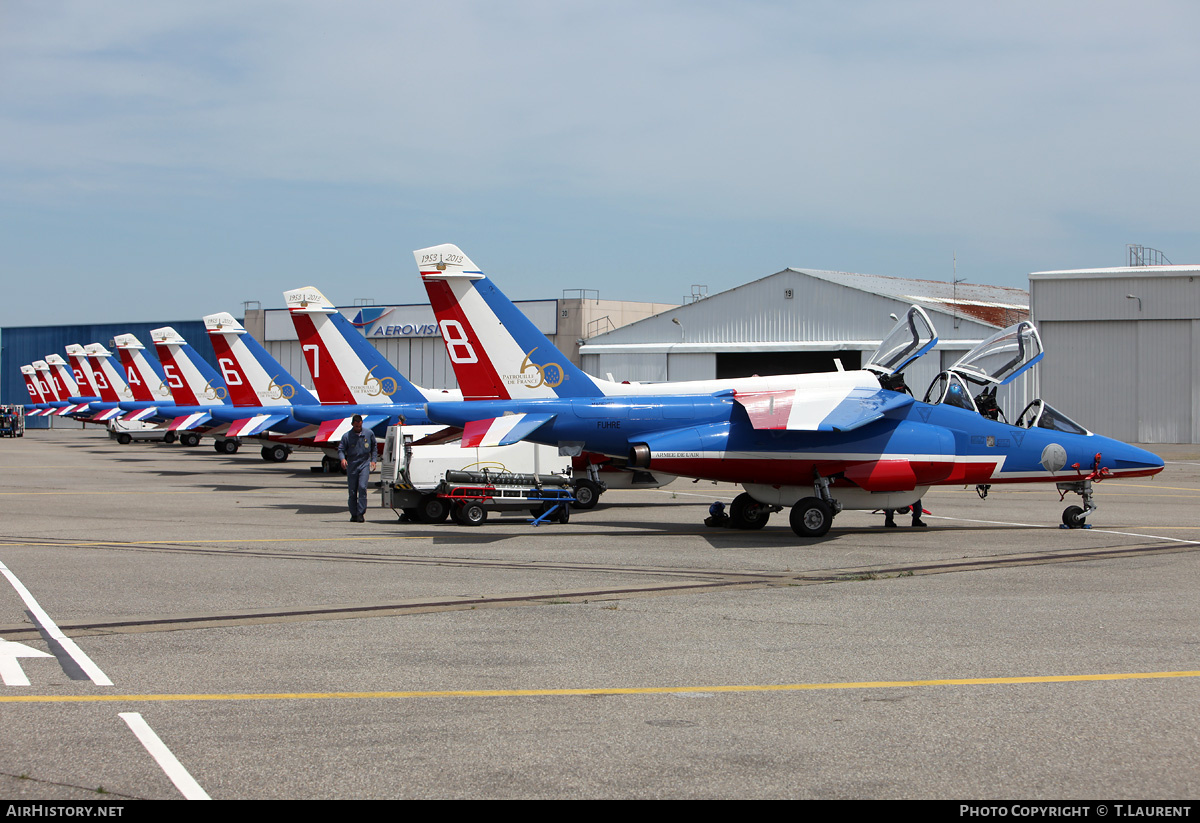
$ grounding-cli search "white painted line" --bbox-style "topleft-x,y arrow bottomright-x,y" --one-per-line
0,638 -> 53,687
119,712 -> 211,800
0,560 -> 113,686
927,515 -> 1200,547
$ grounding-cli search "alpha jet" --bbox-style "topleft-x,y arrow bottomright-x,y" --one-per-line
414,243 -> 1164,538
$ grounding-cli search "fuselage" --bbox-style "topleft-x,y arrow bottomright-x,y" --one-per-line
424,391 -> 1164,491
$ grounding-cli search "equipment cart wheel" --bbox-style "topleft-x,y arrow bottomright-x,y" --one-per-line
117,433 -> 132,445
730,492 -> 770,530
572,479 -> 601,510
790,497 -> 833,538
1062,505 -> 1086,529
417,494 -> 450,524
163,431 -> 177,444
462,503 -> 488,526
557,502 -> 571,524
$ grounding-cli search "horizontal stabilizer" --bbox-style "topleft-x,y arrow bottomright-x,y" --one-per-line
314,415 -> 388,443
822,388 -> 914,433
123,407 -> 157,422
461,413 -> 556,448
167,413 -> 213,431
225,414 -> 289,438
733,387 -> 912,432
92,408 -> 123,422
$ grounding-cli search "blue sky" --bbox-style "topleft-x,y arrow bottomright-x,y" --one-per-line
2,1 -> 1198,327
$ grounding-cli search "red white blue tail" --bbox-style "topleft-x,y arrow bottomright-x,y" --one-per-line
282,286 -> 440,406
415,244 -> 602,401
202,313 -> 318,408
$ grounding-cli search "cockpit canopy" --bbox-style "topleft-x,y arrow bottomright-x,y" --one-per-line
864,306 -> 938,377
950,320 -> 1043,387
1015,400 -> 1091,435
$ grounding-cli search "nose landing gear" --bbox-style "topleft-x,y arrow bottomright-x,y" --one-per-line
1058,453 -> 1111,529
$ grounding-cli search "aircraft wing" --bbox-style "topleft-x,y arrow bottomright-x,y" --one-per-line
167,412 -> 213,431
733,387 -> 913,433
313,415 -> 389,444
461,413 -> 556,448
122,407 -> 158,422
225,414 -> 290,438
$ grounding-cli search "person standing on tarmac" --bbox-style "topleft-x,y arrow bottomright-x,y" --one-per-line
338,414 -> 378,523
879,370 -> 927,528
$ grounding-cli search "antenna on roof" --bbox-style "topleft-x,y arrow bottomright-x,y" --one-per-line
952,252 -> 965,330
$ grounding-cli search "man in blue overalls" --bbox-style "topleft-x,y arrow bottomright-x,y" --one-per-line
338,414 -> 378,522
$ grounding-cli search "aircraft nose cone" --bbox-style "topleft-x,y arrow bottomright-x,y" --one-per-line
1109,442 -> 1165,477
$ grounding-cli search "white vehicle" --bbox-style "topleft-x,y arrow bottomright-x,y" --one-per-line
107,418 -> 170,445
381,424 -> 575,525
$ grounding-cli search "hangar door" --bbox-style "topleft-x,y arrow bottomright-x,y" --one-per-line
717,350 -> 862,379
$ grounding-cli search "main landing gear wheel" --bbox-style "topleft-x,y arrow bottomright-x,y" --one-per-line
417,494 -> 450,524
729,492 -> 770,530
181,432 -> 201,447
260,444 -> 289,462
790,497 -> 833,538
572,479 -> 600,510
216,439 -> 239,455
1062,505 -> 1087,529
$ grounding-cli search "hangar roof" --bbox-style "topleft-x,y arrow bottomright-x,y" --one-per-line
789,268 -> 1029,328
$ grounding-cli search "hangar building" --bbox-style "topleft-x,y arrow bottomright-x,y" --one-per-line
580,267 -> 1033,418
1031,264 -> 1200,444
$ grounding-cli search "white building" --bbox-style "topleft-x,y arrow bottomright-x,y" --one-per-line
1030,264 -> 1200,444
580,267 -> 1032,416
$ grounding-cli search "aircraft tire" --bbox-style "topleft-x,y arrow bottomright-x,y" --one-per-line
462,503 -> 487,526
417,494 -> 450,524
572,480 -> 600,510
1062,505 -> 1086,529
220,439 -> 239,455
163,431 -> 177,444
791,497 -> 833,538
261,446 -> 276,462
117,433 -> 132,445
181,433 -> 201,447
730,492 -> 770,530
270,445 -> 289,462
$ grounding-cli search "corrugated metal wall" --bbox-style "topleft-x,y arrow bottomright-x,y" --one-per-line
1,320 -> 217,406
1032,267 -> 1200,443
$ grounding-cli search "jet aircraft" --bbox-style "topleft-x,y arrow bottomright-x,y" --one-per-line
415,243 -> 1164,538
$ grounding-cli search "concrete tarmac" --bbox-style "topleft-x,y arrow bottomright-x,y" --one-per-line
0,427 -> 1197,799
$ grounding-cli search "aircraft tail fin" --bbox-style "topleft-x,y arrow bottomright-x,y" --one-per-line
150,326 -> 230,407
203,312 -> 318,408
283,286 -> 430,405
415,244 -> 602,401
112,334 -> 174,403
84,343 -> 132,403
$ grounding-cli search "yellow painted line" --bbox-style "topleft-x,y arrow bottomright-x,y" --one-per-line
3,670 -> 1198,704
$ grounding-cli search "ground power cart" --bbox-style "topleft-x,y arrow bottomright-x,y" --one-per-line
380,424 -> 576,526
